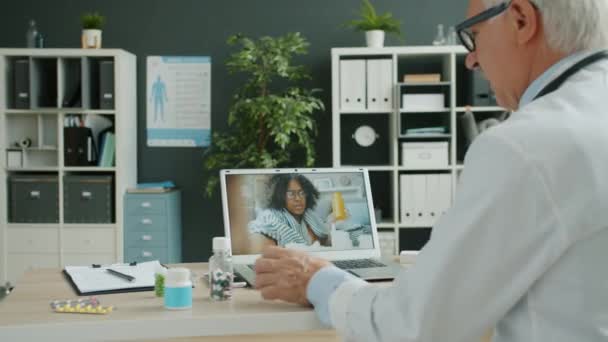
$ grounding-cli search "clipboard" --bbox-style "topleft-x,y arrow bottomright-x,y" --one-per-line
63,260 -> 161,296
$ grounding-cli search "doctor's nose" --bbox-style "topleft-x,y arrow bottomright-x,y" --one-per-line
465,51 -> 480,70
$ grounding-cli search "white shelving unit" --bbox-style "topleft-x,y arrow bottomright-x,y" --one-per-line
0,49 -> 137,284
332,46 -> 505,254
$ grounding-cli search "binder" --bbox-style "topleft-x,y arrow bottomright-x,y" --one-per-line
400,174 -> 413,225
439,174 -> 452,217
13,59 -> 30,109
412,174 -> 427,226
63,260 -> 161,296
99,60 -> 114,109
64,127 -> 96,166
98,132 -> 115,167
366,59 -> 393,111
425,174 -> 441,226
339,59 -> 366,111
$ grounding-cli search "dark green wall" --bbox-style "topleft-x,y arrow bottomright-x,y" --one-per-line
0,0 -> 469,261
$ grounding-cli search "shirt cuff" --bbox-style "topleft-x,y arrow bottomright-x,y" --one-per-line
306,266 -> 358,327
329,276 -> 368,336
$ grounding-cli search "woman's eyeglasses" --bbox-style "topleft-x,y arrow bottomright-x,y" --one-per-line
286,190 -> 306,200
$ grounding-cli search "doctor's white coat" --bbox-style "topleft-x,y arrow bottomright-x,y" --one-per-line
329,56 -> 608,341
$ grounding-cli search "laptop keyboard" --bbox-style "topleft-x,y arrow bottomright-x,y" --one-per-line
332,259 -> 386,269
246,259 -> 386,271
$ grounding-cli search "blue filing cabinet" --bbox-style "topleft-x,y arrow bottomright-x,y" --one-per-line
124,190 -> 182,263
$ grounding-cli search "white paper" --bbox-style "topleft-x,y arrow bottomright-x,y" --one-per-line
64,260 -> 161,294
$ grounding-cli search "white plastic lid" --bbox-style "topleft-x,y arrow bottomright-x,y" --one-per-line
213,237 -> 230,251
165,268 -> 191,286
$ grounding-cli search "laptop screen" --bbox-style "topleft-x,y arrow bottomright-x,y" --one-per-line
221,169 -> 377,256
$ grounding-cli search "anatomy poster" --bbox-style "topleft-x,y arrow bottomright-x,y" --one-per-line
146,56 -> 211,147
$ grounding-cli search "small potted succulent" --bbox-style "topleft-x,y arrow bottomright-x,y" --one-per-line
81,12 -> 105,49
345,0 -> 402,48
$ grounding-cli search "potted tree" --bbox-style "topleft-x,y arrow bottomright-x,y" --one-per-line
345,0 -> 402,48
81,12 -> 105,49
203,33 -> 325,195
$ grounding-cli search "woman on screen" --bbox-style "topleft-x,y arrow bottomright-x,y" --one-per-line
248,174 -> 332,247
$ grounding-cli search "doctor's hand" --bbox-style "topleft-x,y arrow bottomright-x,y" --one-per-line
255,246 -> 331,306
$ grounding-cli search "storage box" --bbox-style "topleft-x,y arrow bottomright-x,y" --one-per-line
401,94 -> 445,111
9,175 -> 59,223
401,142 -> 449,168
64,175 -> 114,223
7,150 -> 23,168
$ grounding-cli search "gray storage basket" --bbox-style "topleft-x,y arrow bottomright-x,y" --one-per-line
64,175 -> 114,223
9,174 -> 59,223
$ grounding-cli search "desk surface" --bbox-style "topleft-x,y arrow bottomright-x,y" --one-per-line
0,263 -> 492,342
0,263 -> 333,341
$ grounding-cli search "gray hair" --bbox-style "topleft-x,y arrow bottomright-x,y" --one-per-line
482,0 -> 608,53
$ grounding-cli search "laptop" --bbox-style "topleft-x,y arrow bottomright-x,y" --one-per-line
219,168 -> 403,286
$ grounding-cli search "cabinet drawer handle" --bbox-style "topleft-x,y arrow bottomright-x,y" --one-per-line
142,235 -> 152,241
141,218 -> 152,225
142,251 -> 152,257
141,202 -> 151,208
30,190 -> 41,199
81,191 -> 92,199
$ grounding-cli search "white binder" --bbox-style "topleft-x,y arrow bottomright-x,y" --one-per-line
425,174 -> 441,226
439,174 -> 453,217
339,59 -> 366,111
399,174 -> 412,225
412,174 -> 427,226
366,59 -> 393,111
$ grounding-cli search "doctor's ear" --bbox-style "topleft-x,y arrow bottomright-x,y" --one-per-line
509,0 -> 539,46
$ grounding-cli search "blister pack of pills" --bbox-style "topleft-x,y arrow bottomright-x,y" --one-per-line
50,297 -> 114,315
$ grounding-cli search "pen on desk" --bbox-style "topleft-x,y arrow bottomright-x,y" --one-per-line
106,268 -> 135,282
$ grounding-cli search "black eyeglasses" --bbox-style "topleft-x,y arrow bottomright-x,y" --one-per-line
286,190 -> 306,200
455,0 -> 512,52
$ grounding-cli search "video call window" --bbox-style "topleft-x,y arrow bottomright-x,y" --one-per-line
225,172 -> 374,255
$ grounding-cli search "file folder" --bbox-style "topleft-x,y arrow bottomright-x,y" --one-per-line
425,174 -> 441,226
340,59 -> 366,111
13,59 -> 30,109
99,61 -> 115,109
412,174 -> 427,226
400,174 -> 411,225
439,174 -> 453,217
64,127 -> 96,166
367,59 -> 393,111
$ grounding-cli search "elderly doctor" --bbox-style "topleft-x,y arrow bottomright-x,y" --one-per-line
254,0 -> 608,340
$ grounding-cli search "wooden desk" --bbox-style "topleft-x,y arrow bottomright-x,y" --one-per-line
0,263 -> 329,341
0,263 -> 492,341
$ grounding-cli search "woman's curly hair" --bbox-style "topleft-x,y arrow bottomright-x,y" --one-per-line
267,174 -> 320,210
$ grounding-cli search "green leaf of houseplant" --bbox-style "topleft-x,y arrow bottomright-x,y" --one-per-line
202,33 -> 325,196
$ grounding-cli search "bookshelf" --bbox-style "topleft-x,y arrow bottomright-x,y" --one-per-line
0,49 -> 137,284
331,46 -> 506,255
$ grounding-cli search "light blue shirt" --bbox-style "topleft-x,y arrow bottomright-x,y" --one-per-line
306,266 -> 356,326
519,51 -> 588,107
306,51 -> 590,328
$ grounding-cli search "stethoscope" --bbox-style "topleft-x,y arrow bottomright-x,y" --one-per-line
494,50 -> 608,120
533,50 -> 608,100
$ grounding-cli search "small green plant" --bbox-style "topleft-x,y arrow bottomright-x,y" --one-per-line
81,12 -> 105,30
202,32 -> 324,196
345,0 -> 402,37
